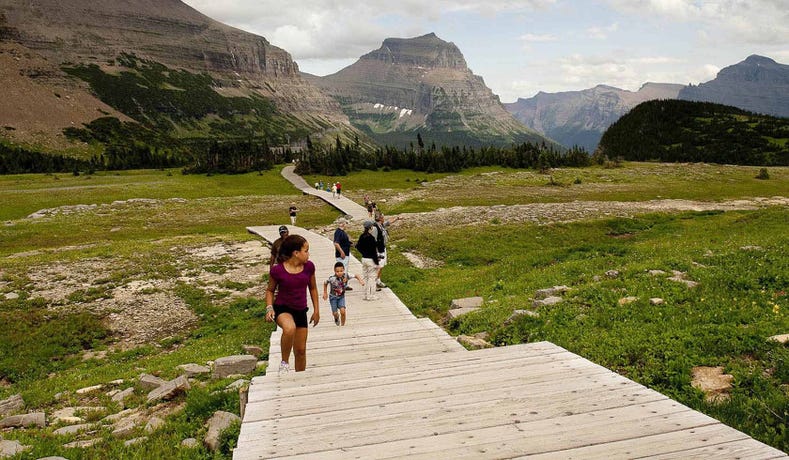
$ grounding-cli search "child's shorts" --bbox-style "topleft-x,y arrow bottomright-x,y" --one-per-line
329,296 -> 346,313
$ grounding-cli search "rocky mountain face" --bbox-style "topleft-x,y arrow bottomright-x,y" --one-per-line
679,55 -> 789,118
308,33 -> 550,148
504,83 -> 684,152
0,0 -> 350,151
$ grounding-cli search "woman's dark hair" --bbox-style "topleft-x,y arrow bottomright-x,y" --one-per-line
277,235 -> 307,264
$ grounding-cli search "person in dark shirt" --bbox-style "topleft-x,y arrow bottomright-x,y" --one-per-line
356,221 -> 380,301
333,219 -> 354,290
269,225 -> 289,266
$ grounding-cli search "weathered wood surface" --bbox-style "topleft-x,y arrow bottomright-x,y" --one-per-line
236,226 -> 787,459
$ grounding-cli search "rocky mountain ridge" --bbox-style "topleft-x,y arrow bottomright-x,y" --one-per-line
504,83 -> 684,152
308,33 -> 551,148
679,55 -> 789,118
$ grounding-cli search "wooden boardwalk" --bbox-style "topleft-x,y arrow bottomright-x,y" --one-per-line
236,226 -> 787,459
282,165 -> 369,221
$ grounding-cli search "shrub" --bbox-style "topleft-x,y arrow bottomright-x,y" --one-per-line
756,168 -> 770,179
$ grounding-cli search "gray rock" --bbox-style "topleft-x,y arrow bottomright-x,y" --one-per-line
605,270 -> 620,278
0,412 -> 46,428
648,270 -> 666,276
124,436 -> 147,446
111,387 -> 135,406
456,335 -> 493,350
138,373 -> 167,391
53,423 -> 93,436
35,457 -> 69,460
504,310 -> 539,325
3,292 -> 18,300
181,438 -> 199,448
532,296 -> 563,308
102,408 -> 138,423
147,375 -> 190,403
75,384 -> 103,395
618,296 -> 638,306
668,272 -> 699,288
203,411 -> 240,452
177,363 -> 210,377
650,298 -> 665,306
0,394 -> 24,417
768,334 -> 789,344
444,307 -> 480,322
111,418 -> 138,438
145,416 -> 165,433
242,345 -> 264,357
0,439 -> 30,457
449,296 -> 484,310
534,285 -> 569,300
63,438 -> 101,448
213,355 -> 258,378
226,379 -> 248,391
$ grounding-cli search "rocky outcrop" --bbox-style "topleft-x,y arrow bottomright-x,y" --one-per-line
311,33 -> 550,147
679,55 -> 789,119
505,83 -> 683,151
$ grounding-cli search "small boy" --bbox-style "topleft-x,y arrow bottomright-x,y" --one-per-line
323,262 -> 364,326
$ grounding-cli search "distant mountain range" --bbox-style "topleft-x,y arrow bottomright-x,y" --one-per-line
506,55 -> 789,152
305,33 -> 552,148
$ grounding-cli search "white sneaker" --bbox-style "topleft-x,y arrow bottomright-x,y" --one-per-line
278,360 -> 290,375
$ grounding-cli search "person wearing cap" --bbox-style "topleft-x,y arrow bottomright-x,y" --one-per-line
355,220 -> 380,301
333,219 -> 354,289
369,212 -> 400,289
269,225 -> 289,266
289,203 -> 298,225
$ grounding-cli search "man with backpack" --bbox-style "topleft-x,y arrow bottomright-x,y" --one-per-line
370,211 -> 399,290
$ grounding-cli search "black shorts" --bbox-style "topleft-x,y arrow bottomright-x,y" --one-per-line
273,305 -> 309,328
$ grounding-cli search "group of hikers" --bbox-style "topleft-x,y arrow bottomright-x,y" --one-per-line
313,180 -> 342,198
264,207 -> 400,374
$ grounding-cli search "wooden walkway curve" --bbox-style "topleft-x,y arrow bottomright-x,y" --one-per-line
282,165 -> 369,221
235,226 -> 787,459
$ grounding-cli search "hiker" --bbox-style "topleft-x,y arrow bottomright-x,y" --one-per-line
264,234 -> 320,373
356,221 -> 381,301
335,181 -> 342,198
269,225 -> 289,266
333,218 -> 354,289
367,201 -> 376,219
370,212 -> 400,290
331,183 -> 337,198
289,203 -> 298,225
323,261 -> 364,326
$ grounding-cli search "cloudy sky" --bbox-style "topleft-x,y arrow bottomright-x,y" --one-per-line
181,0 -> 788,102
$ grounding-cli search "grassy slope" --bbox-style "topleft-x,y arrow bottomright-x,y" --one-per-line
0,162 -> 787,455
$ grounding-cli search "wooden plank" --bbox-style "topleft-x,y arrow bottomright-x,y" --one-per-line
641,437 -> 789,459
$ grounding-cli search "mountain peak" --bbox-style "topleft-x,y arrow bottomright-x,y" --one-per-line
366,33 -> 466,69
743,55 -> 777,66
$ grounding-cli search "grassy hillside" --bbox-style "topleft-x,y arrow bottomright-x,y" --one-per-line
0,162 -> 787,456
597,100 -> 789,165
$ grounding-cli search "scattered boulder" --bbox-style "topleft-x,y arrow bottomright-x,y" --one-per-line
53,423 -> 93,436
111,387 -> 135,406
532,296 -> 563,308
242,345 -> 264,358
648,270 -> 666,276
0,394 -> 23,417
0,439 -> 30,457
147,375 -> 190,403
203,411 -> 240,452
145,416 -> 165,433
81,350 -> 107,361
0,412 -> 46,428
177,363 -> 211,377
75,384 -> 103,395
534,286 -> 569,300
456,335 -> 493,350
111,418 -> 139,438
182,438 -> 199,448
605,270 -> 620,278
504,310 -> 539,325
668,271 -> 699,288
618,296 -> 638,306
124,437 -> 148,447
138,374 -> 167,391
213,355 -> 257,379
740,245 -> 763,251
63,438 -> 101,448
102,408 -> 139,424
444,307 -> 480,322
226,379 -> 248,391
450,297 -> 484,310
52,407 -> 104,424
2,292 -> 18,301
691,366 -> 734,403
649,298 -> 665,306
768,334 -> 789,344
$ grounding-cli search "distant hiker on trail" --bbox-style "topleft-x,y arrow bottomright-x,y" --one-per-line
367,201 -> 376,219
265,234 -> 320,373
356,221 -> 381,301
331,183 -> 337,198
370,212 -> 400,290
336,182 -> 342,198
333,219 -> 354,289
269,225 -> 289,266
323,261 -> 364,326
289,203 -> 298,225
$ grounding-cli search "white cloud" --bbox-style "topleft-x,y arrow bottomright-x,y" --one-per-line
520,33 -> 558,42
586,22 -> 618,40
